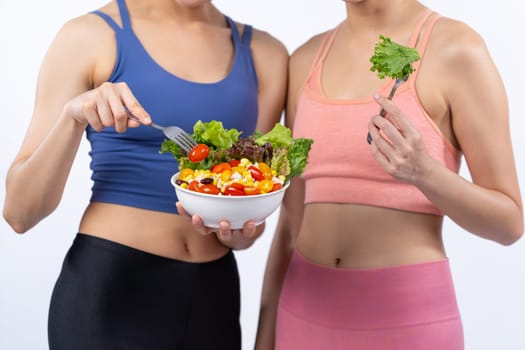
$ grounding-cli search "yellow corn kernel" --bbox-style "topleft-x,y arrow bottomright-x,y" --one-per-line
180,183 -> 188,189
179,168 -> 194,179
221,169 -> 232,181
231,166 -> 244,173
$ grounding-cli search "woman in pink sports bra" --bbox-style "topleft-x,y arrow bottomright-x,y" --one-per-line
255,1 -> 523,349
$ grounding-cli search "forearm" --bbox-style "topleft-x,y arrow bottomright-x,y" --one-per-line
417,159 -> 523,245
3,111 -> 86,233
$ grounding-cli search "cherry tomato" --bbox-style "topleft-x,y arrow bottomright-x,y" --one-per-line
257,162 -> 273,180
244,186 -> 261,196
228,183 -> 245,191
248,165 -> 264,181
188,144 -> 210,163
211,162 -> 231,174
271,183 -> 283,192
197,184 -> 221,195
188,180 -> 200,192
228,159 -> 241,167
224,186 -> 245,196
259,179 -> 274,193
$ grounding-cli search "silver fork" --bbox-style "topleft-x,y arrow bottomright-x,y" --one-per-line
127,113 -> 197,152
367,78 -> 405,144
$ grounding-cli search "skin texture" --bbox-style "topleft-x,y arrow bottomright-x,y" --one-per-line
2,0 -> 288,259
255,0 -> 523,348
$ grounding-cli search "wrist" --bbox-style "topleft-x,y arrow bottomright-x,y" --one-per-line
412,156 -> 446,193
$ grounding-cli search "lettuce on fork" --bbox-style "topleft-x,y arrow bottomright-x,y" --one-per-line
369,35 -> 420,81
160,120 -> 313,182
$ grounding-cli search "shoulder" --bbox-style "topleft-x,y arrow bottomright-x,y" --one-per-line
289,30 -> 330,78
51,11 -> 116,58
46,7 -> 119,86
429,16 -> 490,71
249,26 -> 289,61
240,24 -> 288,85
57,1 -> 118,42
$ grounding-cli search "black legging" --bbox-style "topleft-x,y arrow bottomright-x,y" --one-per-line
48,233 -> 241,350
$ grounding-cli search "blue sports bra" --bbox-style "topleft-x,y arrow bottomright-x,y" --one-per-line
87,0 -> 259,213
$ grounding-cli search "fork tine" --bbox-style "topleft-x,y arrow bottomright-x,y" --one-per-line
177,128 -> 197,147
173,134 -> 195,153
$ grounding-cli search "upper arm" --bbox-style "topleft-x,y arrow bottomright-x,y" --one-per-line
12,14 -> 114,165
440,20 -> 522,208
250,29 -> 288,133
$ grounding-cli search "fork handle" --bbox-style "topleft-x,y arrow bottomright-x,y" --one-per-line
126,111 -> 164,130
367,79 -> 404,144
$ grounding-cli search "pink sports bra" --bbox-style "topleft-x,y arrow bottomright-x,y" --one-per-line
293,10 -> 462,216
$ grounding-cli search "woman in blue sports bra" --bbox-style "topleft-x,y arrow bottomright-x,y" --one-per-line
3,0 -> 287,349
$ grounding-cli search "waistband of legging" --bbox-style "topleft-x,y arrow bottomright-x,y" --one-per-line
278,249 -> 461,329
74,232 -> 234,266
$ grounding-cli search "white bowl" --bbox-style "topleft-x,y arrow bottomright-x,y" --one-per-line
171,173 -> 289,229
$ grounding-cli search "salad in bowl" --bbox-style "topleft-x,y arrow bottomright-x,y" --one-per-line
160,120 -> 313,228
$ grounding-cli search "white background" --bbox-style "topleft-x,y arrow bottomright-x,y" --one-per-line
1,1 -> 524,349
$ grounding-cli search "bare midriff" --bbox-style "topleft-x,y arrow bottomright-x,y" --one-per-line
295,203 -> 446,269
78,202 -> 229,262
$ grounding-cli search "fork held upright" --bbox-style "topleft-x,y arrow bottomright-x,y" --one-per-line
367,78 -> 405,144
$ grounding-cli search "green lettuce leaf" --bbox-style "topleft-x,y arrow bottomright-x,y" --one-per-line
288,138 -> 314,178
369,35 -> 420,81
160,120 -> 314,183
255,123 -> 294,147
193,120 -> 241,149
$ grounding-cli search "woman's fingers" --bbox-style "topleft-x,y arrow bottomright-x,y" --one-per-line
117,82 -> 151,125
72,82 -> 149,132
373,93 -> 418,139
176,201 -> 260,249
369,94 -> 429,183
83,99 -> 104,131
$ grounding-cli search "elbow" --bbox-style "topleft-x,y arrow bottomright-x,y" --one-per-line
3,211 -> 31,234
3,205 -> 34,234
498,219 -> 524,246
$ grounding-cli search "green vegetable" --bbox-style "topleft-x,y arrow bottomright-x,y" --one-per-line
287,138 -> 314,180
193,120 -> 241,149
255,123 -> 294,147
160,120 -> 313,183
369,35 -> 420,81
270,148 -> 290,180
255,123 -> 313,181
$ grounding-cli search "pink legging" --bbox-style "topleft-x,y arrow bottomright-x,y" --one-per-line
276,250 -> 464,350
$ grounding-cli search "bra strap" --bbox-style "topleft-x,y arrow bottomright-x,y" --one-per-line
409,12 -> 442,84
407,9 -> 434,48
90,10 -> 122,32
241,24 -> 253,47
312,25 -> 341,70
115,0 -> 132,30
225,16 -> 242,45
